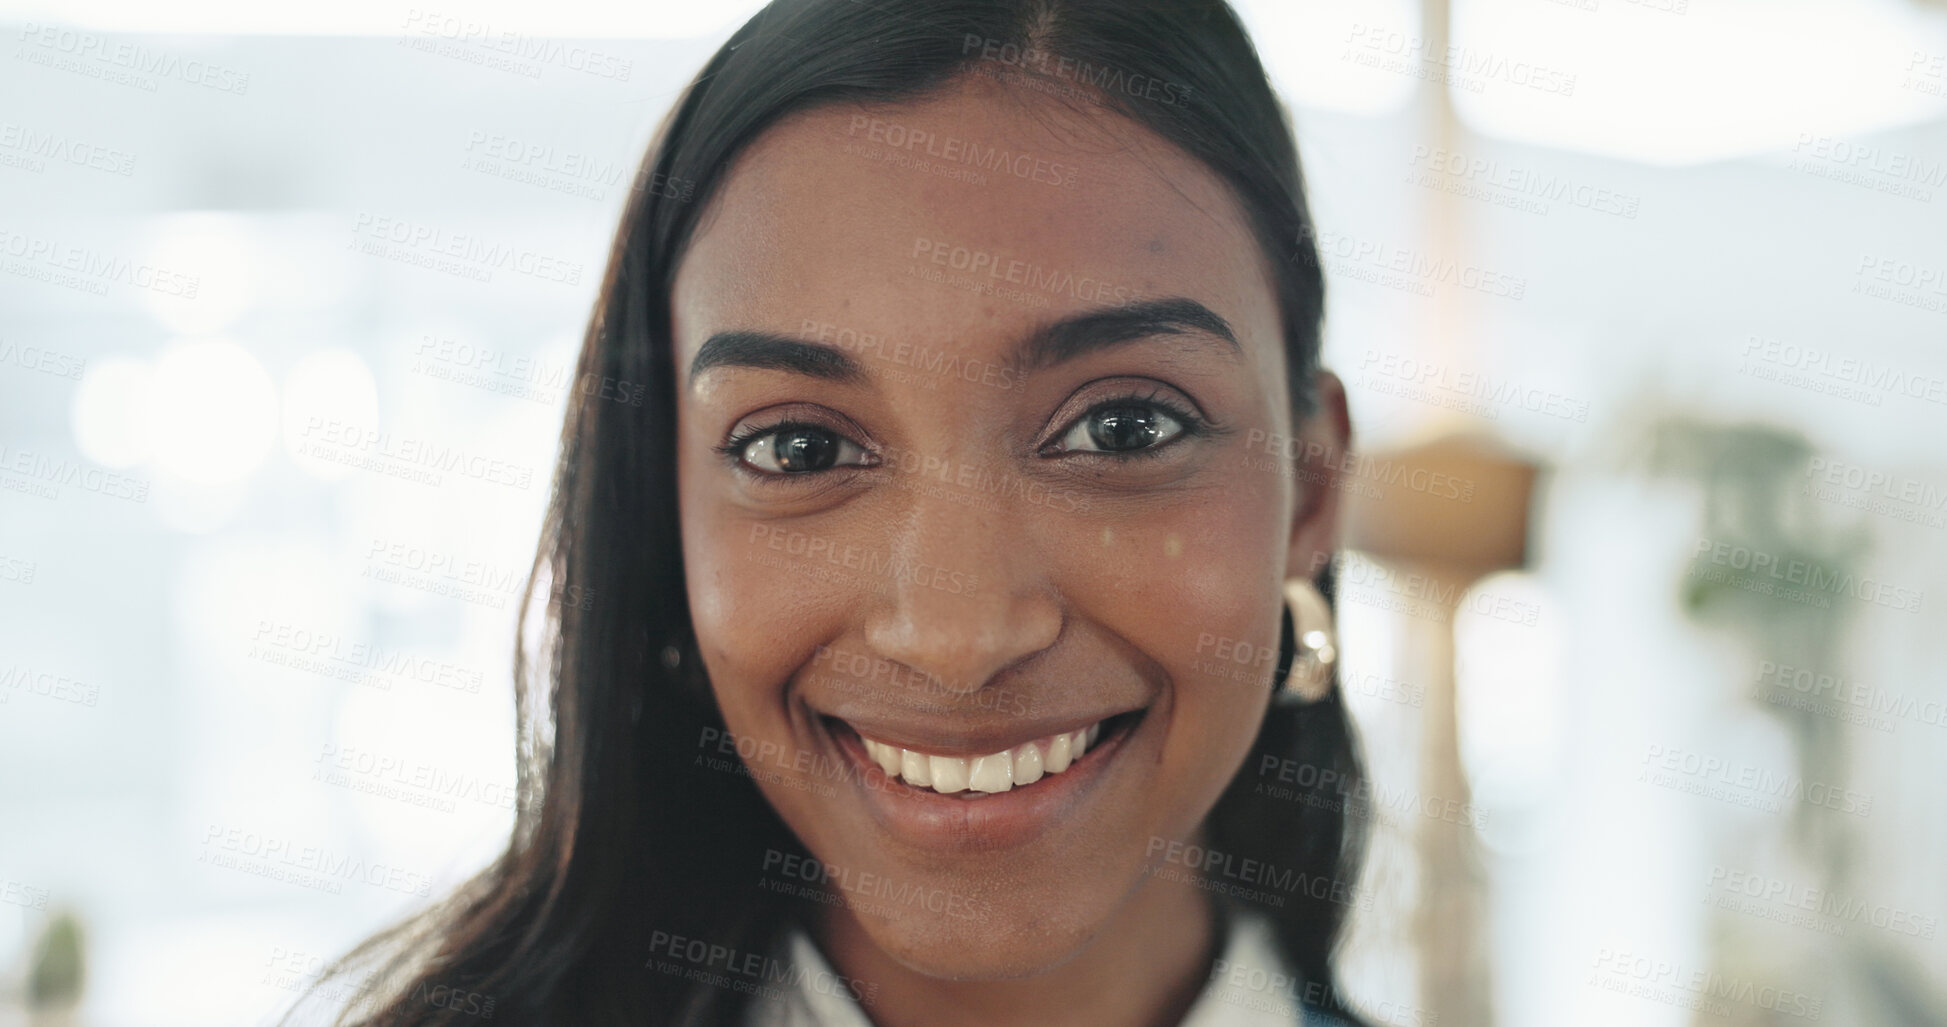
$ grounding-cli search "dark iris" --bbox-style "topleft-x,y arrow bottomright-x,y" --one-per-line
1087,406 -> 1165,451
773,428 -> 838,472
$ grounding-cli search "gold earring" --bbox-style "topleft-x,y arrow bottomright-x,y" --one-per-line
1281,578 -> 1338,702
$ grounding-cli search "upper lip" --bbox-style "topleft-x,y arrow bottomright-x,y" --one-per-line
820,710 -> 1139,758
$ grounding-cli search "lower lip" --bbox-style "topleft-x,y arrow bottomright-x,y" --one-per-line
823,715 -> 1139,851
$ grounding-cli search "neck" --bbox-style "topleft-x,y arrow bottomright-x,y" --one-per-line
814,879 -> 1221,1027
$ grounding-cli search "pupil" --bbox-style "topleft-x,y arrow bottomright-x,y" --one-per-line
774,428 -> 836,471
1088,407 -> 1161,451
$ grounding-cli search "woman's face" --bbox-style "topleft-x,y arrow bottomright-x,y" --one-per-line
672,79 -> 1343,979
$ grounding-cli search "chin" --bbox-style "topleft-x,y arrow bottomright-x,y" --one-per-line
848,891 -> 1110,982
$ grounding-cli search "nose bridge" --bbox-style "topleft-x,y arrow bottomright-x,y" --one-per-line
862,476 -> 1061,693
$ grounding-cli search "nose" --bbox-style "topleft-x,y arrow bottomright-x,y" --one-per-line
861,487 -> 1063,695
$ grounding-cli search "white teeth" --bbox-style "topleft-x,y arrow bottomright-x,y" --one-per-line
865,739 -> 902,776
929,755 -> 970,793
967,751 -> 1013,793
1045,732 -> 1072,773
901,748 -> 932,787
1013,741 -> 1044,785
857,719 -> 1113,795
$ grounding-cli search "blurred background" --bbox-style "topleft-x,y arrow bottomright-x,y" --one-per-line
1,0 -> 1943,1024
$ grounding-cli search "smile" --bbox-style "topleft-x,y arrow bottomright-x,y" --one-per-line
817,708 -> 1151,848
858,721 -> 1104,795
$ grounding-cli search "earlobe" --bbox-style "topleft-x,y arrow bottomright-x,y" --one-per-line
1283,368 -> 1352,582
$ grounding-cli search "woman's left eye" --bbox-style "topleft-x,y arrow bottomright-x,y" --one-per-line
735,425 -> 873,474
1053,403 -> 1188,455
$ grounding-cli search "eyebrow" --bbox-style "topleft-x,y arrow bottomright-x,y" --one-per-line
686,297 -> 1238,388
687,330 -> 868,386
1017,297 -> 1239,374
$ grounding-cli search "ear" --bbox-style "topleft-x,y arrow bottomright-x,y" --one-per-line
1283,369 -> 1351,583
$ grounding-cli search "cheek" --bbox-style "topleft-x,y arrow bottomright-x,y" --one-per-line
1060,484 -> 1288,800
1171,506 -> 1287,756
677,459 -> 836,727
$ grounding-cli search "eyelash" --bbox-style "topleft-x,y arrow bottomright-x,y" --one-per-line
714,419 -> 857,464
1045,389 -> 1208,460
718,390 -> 1210,478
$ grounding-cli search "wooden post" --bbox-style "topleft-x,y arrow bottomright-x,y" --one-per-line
1345,435 -> 1538,1027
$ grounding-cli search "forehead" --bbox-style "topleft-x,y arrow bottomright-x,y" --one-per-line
672,76 -> 1281,372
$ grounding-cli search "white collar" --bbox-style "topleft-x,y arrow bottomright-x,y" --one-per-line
741,912 -> 1320,1026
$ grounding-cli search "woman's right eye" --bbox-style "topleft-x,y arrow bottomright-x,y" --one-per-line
732,425 -> 873,475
